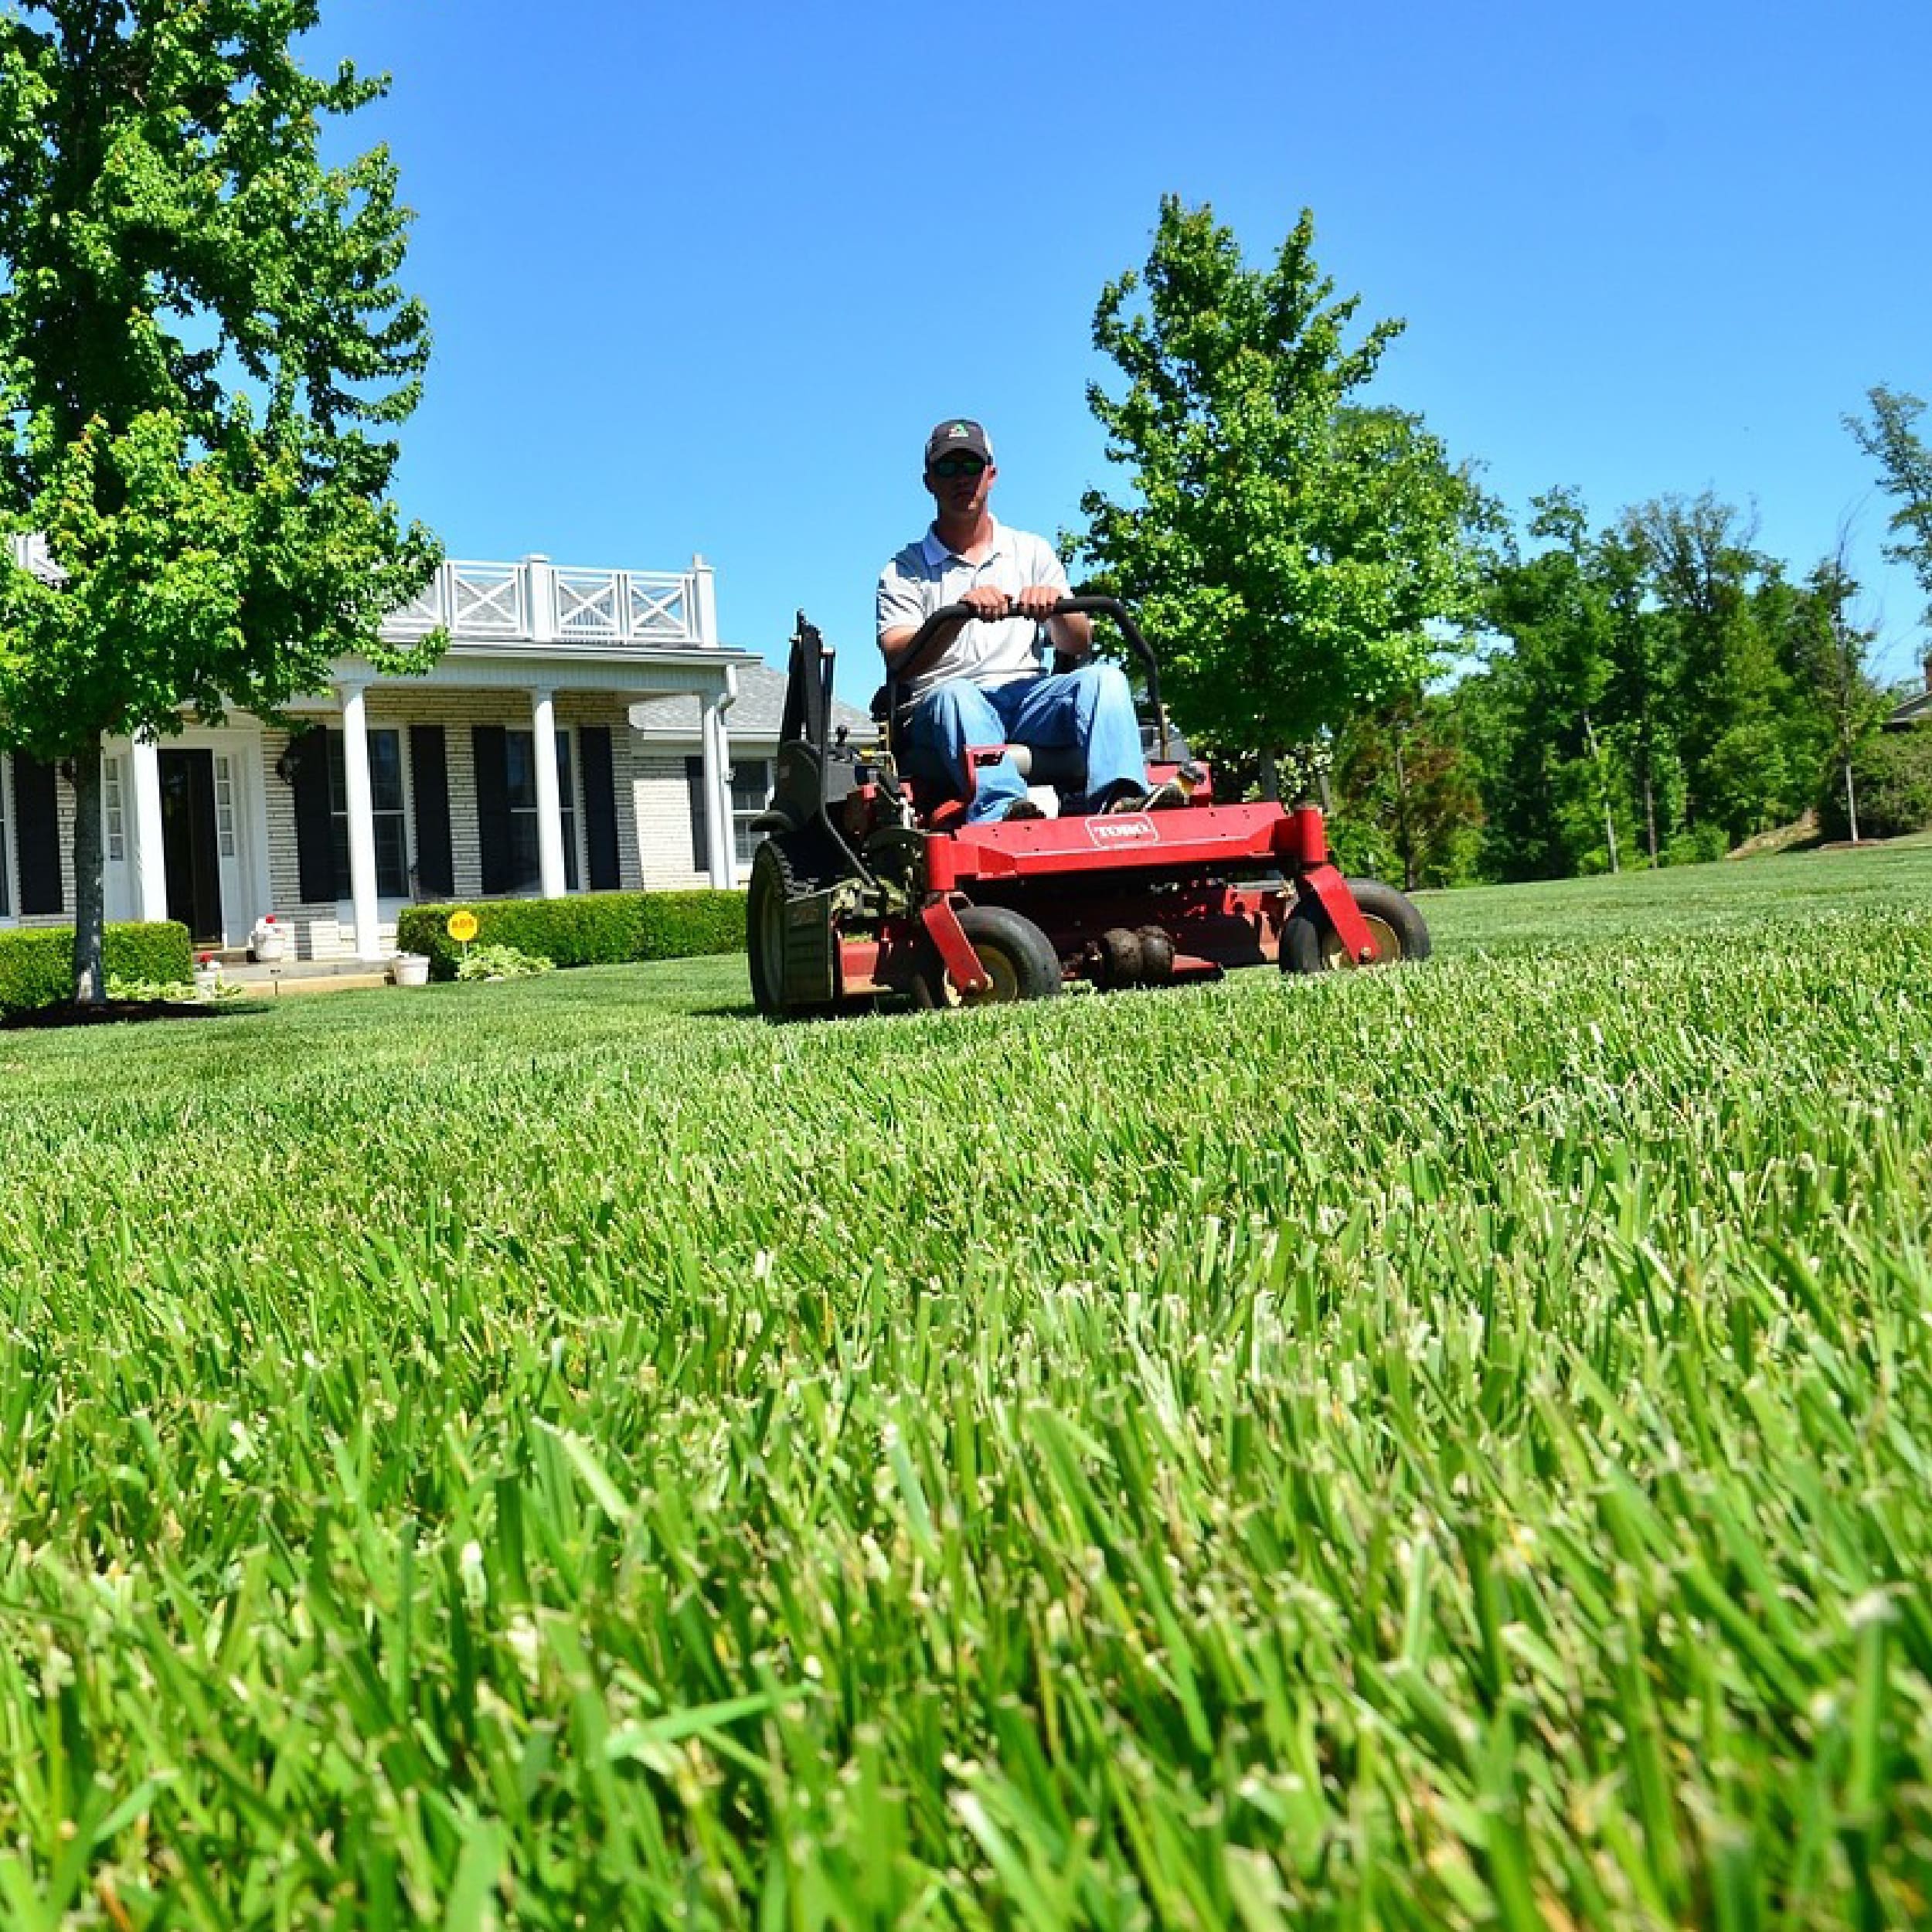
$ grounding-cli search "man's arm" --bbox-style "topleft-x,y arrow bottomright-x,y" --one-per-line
878,582 -> 1013,672
1015,537 -> 1091,659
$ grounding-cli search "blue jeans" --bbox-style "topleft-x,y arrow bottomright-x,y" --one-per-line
906,665 -> 1147,821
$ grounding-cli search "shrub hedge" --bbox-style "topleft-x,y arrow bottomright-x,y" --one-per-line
0,921 -> 195,1017
396,891 -> 746,979
1818,729 -> 1932,841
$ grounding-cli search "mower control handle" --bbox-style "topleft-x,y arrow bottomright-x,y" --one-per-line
889,596 -> 1162,723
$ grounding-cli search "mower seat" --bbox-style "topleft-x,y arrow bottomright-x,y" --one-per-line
871,679 -> 1088,797
1004,742 -> 1086,787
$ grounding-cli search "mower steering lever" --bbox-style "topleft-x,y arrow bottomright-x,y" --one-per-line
886,595 -> 1172,761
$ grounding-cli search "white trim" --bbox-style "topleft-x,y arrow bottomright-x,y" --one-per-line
729,756 -> 775,885
296,653 -> 757,700
0,755 -> 15,923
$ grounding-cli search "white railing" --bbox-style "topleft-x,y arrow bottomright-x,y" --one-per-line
5,538 -> 719,649
4,533 -> 62,583
383,554 -> 716,650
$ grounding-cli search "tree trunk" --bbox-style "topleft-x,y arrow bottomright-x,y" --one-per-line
1641,744 -> 1658,866
1581,709 -> 1619,875
1257,747 -> 1281,804
70,735 -> 106,1005
1392,733 -> 1417,892
1844,759 -> 1860,845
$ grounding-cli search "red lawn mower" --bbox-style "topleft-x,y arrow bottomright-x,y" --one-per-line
746,597 -> 1429,1016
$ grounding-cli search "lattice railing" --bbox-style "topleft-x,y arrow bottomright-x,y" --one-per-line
383,557 -> 710,649
5,541 -> 715,650
3,532 -> 63,583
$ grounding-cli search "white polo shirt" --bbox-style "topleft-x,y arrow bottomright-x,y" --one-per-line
876,519 -> 1071,699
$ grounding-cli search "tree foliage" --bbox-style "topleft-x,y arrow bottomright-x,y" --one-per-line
1847,385 -> 1932,630
0,0 -> 440,997
1330,687 -> 1483,890
1072,198 -> 1479,786
1787,551 -> 1886,843
1444,488 -> 1906,883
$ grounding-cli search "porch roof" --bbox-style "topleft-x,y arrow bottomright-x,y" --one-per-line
629,660 -> 871,743
1886,685 -> 1932,730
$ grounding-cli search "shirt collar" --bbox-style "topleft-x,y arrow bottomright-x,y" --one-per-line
922,517 -> 1005,569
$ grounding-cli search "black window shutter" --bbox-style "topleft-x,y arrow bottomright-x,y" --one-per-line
580,726 -> 620,890
684,755 -> 709,872
408,725 -> 454,898
12,754 -> 62,915
291,726 -> 335,903
473,726 -> 513,894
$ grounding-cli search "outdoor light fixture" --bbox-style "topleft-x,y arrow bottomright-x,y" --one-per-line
275,741 -> 305,786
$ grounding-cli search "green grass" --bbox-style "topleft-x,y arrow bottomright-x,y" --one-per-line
2,848 -> 1930,1926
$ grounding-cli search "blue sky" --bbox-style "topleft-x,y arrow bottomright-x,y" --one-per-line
320,0 -> 1931,692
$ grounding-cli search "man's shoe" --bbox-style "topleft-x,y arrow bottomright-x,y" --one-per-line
1000,797 -> 1046,821
1105,780 -> 1186,814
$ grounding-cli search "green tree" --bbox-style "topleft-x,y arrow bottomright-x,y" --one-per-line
1595,522 -> 1680,865
1484,488 -> 1627,872
1846,385 -> 1932,629
1331,685 -> 1484,889
0,0 -> 440,1002
1788,549 -> 1886,842
1073,198 -> 1479,798
1621,495 -> 1806,848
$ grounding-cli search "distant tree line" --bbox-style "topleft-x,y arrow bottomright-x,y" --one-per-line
1077,202 -> 1932,885
1335,481 -> 1926,889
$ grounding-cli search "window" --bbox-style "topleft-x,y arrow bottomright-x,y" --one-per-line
732,760 -> 772,868
102,756 -> 126,863
213,753 -> 237,859
505,730 -> 578,895
327,729 -> 410,897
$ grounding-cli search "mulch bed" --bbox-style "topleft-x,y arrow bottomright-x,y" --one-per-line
2,999 -> 234,1030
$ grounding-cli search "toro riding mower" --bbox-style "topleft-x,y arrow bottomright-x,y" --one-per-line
745,597 -> 1430,1016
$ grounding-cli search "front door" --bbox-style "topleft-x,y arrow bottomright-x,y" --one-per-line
159,749 -> 223,944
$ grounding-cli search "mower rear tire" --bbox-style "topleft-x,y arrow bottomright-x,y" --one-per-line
1282,877 -> 1431,975
748,835 -> 834,1018
912,905 -> 1063,1009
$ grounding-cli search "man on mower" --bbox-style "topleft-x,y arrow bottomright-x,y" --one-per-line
876,419 -> 1182,824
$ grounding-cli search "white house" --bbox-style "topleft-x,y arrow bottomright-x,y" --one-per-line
1,543 -> 767,960
1884,662 -> 1932,731
630,662 -> 872,886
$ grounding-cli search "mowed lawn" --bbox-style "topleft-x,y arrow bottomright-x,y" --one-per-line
2,845 -> 1930,1927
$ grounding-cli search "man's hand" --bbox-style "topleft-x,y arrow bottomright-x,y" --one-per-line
959,583 -> 1015,621
1012,584 -> 1063,622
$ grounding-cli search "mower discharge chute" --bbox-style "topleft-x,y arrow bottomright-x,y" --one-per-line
745,597 -> 1429,1017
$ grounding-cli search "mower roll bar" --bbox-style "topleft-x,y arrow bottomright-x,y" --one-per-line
885,596 -> 1179,761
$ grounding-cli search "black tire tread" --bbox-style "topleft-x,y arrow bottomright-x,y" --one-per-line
1282,876 -> 1431,975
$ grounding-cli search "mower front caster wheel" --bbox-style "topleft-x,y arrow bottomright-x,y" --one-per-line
748,836 -> 833,1018
1282,877 -> 1431,974
912,906 -> 1063,1009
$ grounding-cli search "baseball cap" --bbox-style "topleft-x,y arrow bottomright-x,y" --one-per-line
924,419 -> 995,468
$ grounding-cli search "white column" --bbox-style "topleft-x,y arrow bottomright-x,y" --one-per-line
531,687 -> 568,899
526,554 -> 556,644
338,679 -> 383,961
129,736 -> 168,922
701,689 -> 734,889
691,553 -> 719,648
692,560 -> 736,886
